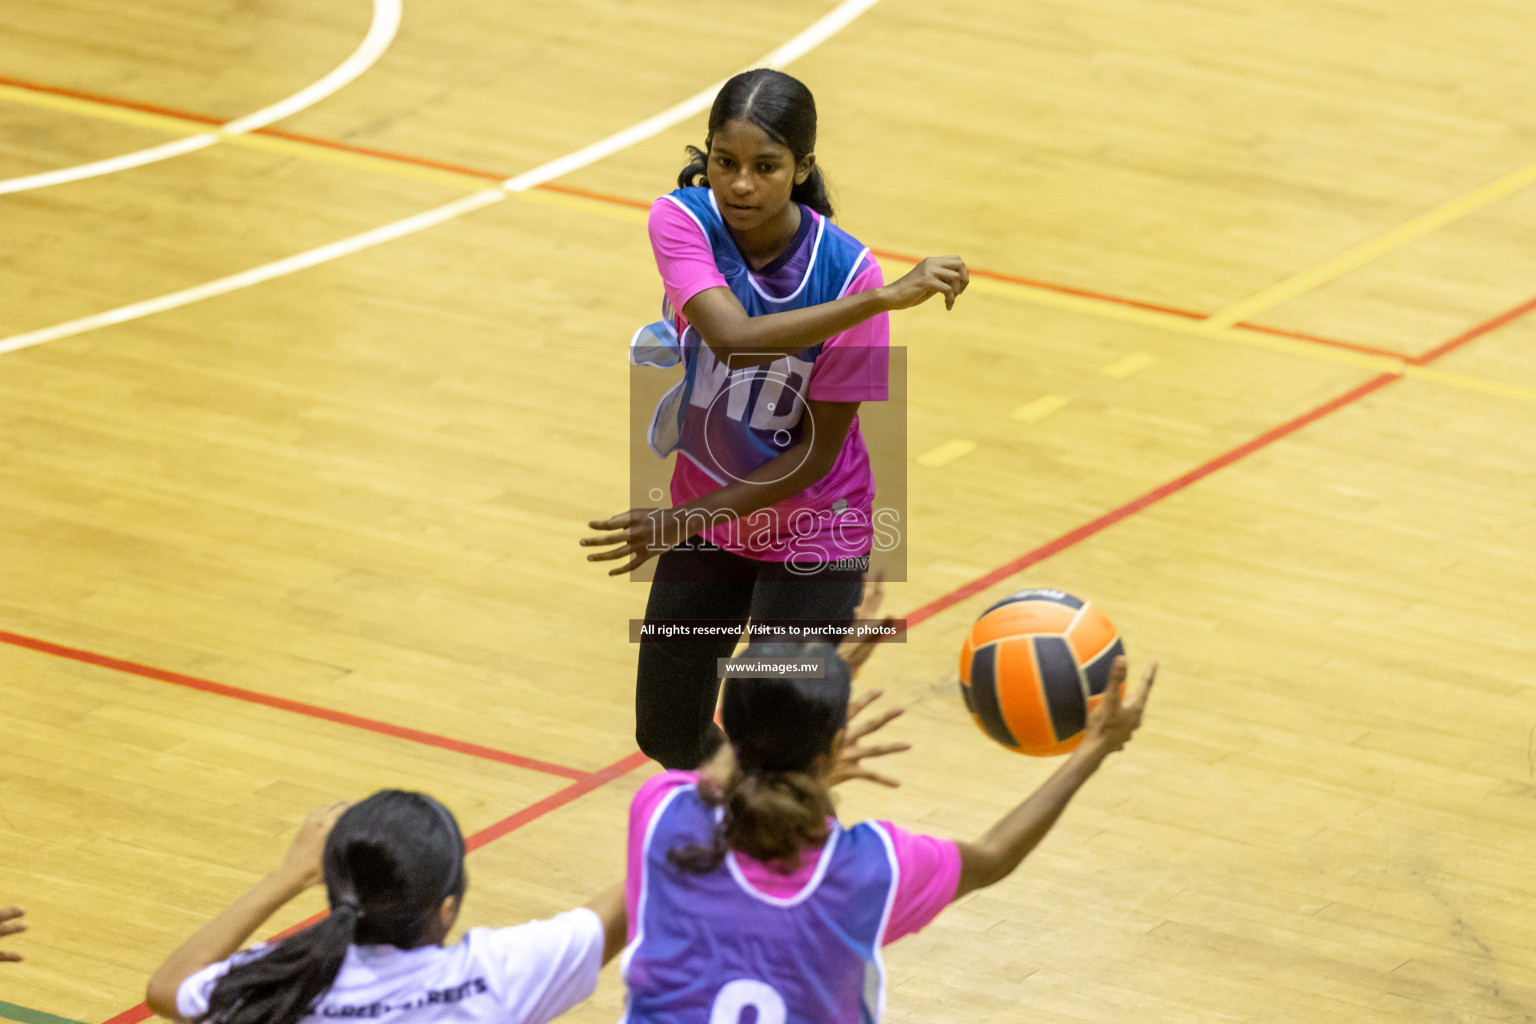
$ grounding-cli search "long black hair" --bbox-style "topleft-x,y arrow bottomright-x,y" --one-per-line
200,791 -> 467,1024
676,68 -> 835,218
669,642 -> 850,873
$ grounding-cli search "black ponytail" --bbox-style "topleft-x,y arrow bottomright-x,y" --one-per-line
668,643 -> 849,874
790,166 -> 834,221
677,144 -> 709,192
200,910 -> 357,1024
677,69 -> 835,219
200,792 -> 466,1024
669,768 -> 834,874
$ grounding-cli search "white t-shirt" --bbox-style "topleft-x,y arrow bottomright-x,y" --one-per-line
177,909 -> 603,1023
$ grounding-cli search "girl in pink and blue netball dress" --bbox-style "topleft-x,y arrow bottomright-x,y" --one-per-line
582,69 -> 969,770
619,642 -> 1156,1023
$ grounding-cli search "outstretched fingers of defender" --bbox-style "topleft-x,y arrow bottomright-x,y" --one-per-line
841,616 -> 899,678
845,690 -> 906,746
827,690 -> 911,788
845,687 -> 885,723
827,737 -> 911,789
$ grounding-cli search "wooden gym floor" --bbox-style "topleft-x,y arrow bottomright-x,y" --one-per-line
1,1 -> 1533,1021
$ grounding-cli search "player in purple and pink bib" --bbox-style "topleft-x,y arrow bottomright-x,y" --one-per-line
582,69 -> 970,771
619,642 -> 1156,1023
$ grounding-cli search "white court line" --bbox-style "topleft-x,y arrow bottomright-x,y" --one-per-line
0,0 -> 884,356
0,191 -> 505,355
0,0 -> 401,196
503,0 -> 882,192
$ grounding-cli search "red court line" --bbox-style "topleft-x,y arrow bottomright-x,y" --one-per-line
901,287 -> 1536,628
256,126 -> 506,181
0,74 -> 225,126
869,247 -> 1415,360
96,749 -> 650,1024
1228,320 -> 1408,361
867,247 -> 1210,320
536,180 -> 651,210
903,374 -> 1400,628
81,292 -> 1536,1023
0,73 -> 1397,361
0,630 -> 589,782
1409,294 -> 1536,365
9,65 -> 1530,1021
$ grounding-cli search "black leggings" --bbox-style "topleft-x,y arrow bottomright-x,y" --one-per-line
636,541 -> 865,769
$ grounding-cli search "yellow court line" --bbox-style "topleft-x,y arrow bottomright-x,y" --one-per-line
959,275 -> 1402,373
226,133 -> 491,191
0,83 -> 208,137
0,81 -> 649,205
517,188 -> 648,225
916,439 -> 977,467
1206,157 -> 1536,328
3,81 -> 1532,405
1101,351 -> 1158,378
957,276 -> 1536,404
1401,366 -> 1536,403
1013,394 -> 1070,422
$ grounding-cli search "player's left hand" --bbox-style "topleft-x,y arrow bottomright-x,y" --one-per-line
277,801 -> 350,890
582,508 -> 686,576
1082,656 -> 1157,756
825,689 -> 910,789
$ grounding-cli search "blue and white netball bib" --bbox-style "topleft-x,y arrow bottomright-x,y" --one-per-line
635,188 -> 872,484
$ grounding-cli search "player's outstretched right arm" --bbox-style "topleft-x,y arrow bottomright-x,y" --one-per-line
952,657 -> 1156,900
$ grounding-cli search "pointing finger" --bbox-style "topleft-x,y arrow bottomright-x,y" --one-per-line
1131,659 -> 1159,709
1102,656 -> 1127,713
846,688 -> 883,721
846,705 -> 905,743
587,545 -> 638,562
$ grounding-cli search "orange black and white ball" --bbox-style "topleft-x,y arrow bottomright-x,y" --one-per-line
958,589 -> 1124,756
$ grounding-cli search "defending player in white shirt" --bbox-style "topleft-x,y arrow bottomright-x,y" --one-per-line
146,790 -> 625,1024
144,597 -> 910,1024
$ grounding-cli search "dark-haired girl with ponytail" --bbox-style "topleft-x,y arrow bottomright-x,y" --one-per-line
619,642 -> 1157,1022
582,68 -> 970,772
146,791 -> 626,1024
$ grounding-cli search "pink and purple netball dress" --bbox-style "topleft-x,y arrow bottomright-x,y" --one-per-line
621,773 -> 960,1023
635,188 -> 890,564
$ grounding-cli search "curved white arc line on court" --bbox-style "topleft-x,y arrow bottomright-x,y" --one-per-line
503,0 -> 883,191
0,0 -> 400,197
0,136 -> 223,195
0,0 -> 882,354
220,0 -> 401,135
